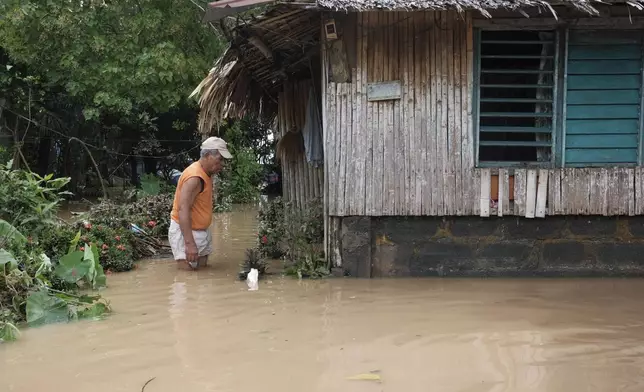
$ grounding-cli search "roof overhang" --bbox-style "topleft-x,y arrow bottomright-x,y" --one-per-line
203,0 -> 276,22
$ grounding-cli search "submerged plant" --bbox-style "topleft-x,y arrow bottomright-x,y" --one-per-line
257,197 -> 285,259
1,226 -> 110,343
256,197 -> 328,279
284,243 -> 328,279
282,199 -> 328,279
238,247 -> 268,280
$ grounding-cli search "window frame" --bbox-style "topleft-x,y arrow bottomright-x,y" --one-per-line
473,25 -> 644,169
473,27 -> 561,169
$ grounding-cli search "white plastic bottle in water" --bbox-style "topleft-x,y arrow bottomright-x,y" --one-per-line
247,268 -> 259,291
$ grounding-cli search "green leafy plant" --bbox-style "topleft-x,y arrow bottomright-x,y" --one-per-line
0,219 -> 26,248
53,240 -> 107,291
81,193 -> 172,262
215,120 -> 265,205
238,247 -> 268,280
0,161 -> 71,235
88,193 -> 172,237
282,199 -> 328,279
1,227 -> 109,343
285,243 -> 328,279
77,224 -> 135,272
257,197 -> 285,259
256,197 -> 327,278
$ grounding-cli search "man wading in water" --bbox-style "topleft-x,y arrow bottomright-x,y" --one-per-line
169,137 -> 232,270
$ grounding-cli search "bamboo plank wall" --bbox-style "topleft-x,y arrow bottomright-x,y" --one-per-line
485,167 -> 644,217
277,80 -> 324,210
325,11 -> 477,216
323,11 -> 644,217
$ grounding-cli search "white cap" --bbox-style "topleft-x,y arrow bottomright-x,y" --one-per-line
201,137 -> 232,159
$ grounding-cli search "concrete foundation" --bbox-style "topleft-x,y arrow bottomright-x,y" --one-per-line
340,216 -> 644,277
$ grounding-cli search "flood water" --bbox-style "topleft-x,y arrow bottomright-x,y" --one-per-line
3,207 -> 644,391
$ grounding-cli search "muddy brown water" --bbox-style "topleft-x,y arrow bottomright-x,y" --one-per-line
3,207 -> 644,391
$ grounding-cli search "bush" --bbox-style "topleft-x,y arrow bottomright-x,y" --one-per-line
87,193 -> 172,237
257,197 -> 285,259
77,223 -> 135,272
77,193 -> 172,265
256,197 -> 328,279
215,119 -> 265,205
217,146 -> 262,204
0,165 -> 111,342
282,199 -> 327,279
1,220 -> 109,342
140,173 -> 161,196
32,224 -> 78,264
0,160 -> 70,235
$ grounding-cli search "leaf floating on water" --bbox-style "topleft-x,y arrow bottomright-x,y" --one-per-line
78,302 -> 110,320
346,373 -> 382,381
26,290 -> 69,327
0,322 -> 21,342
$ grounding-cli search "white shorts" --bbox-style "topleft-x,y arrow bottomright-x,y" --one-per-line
168,220 -> 213,261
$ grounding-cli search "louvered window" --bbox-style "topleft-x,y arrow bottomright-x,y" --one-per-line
475,30 -> 556,166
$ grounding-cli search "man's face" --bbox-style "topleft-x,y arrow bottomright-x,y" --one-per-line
205,151 -> 224,175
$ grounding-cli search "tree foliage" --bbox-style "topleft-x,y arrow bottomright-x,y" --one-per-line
0,0 -> 226,196
0,0 -> 225,119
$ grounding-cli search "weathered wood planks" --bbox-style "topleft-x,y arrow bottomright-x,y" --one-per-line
323,11 -> 644,218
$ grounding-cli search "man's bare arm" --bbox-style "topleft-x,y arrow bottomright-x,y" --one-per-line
178,177 -> 202,259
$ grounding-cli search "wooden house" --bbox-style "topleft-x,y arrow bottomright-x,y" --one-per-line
195,0 -> 644,277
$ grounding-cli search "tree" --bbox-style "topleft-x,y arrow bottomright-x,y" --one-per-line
0,0 -> 226,194
0,0 -> 224,120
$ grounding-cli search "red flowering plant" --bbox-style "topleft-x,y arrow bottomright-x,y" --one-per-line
77,223 -> 135,272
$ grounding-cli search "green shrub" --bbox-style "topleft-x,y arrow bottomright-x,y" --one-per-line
214,193 -> 233,213
217,146 -> 262,204
1,221 -> 109,342
0,160 -> 70,235
78,224 -> 135,272
138,173 -> 176,196
282,199 -> 327,279
257,197 -> 285,259
87,193 -> 172,238
35,222 -> 135,272
256,197 -> 328,279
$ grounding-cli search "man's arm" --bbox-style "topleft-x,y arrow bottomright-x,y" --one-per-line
178,177 -> 202,263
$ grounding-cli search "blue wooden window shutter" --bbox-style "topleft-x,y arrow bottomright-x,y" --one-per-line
564,30 -> 643,166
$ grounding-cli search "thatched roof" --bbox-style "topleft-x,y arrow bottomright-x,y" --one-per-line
192,6 -> 320,135
317,0 -> 644,18
193,0 -> 644,135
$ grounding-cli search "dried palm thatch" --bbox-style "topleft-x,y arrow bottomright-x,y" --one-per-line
191,52 -> 268,135
192,6 -> 321,136
317,0 -> 644,18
